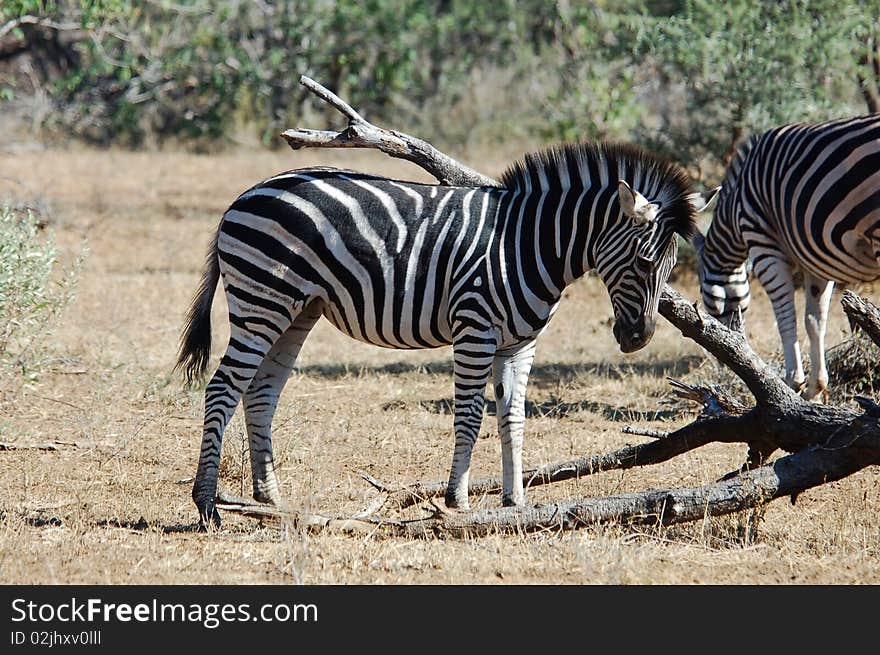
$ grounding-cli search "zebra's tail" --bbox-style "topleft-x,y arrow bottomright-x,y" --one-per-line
175,227 -> 221,388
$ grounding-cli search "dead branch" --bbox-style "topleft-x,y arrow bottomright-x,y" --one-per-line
213,75 -> 880,538
841,289 -> 880,347
280,76 -> 498,187
658,288 -> 799,407
219,416 -> 880,538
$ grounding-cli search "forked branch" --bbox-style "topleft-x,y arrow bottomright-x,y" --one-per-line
280,76 -> 498,187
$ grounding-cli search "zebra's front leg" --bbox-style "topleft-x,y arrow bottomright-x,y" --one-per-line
752,255 -> 805,392
445,326 -> 498,510
803,275 -> 834,402
244,305 -> 321,505
492,340 -> 537,507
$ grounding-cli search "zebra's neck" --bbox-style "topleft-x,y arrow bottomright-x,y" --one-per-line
492,171 -> 619,302
703,194 -> 749,275
702,138 -> 755,275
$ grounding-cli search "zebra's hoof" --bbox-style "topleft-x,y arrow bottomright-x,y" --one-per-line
252,491 -> 281,506
196,503 -> 221,532
801,387 -> 828,404
444,492 -> 469,511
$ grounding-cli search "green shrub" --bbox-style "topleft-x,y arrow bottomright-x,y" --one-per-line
0,206 -> 83,381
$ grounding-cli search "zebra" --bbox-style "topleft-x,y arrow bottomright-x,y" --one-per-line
694,113 -> 880,400
176,141 -> 698,529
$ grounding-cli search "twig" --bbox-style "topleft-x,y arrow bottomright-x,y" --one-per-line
621,426 -> 669,439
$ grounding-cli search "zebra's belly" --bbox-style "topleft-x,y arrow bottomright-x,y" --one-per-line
783,229 -> 880,284
319,302 -> 454,350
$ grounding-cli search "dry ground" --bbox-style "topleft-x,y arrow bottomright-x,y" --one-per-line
0,144 -> 878,585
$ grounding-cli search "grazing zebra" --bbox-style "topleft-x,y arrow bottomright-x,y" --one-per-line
176,142 -> 697,529
694,113 -> 880,400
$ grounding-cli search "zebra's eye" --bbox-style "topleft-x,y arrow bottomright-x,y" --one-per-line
635,255 -> 655,273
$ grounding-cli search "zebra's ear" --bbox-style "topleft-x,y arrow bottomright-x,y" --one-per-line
618,180 -> 658,226
687,186 -> 721,214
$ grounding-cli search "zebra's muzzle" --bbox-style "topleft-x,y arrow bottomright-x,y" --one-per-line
613,316 -> 656,353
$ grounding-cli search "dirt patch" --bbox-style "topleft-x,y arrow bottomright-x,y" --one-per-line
1,146 -> 878,584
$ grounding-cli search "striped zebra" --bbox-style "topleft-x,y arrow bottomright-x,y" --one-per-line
176,142 -> 698,529
694,113 -> 880,400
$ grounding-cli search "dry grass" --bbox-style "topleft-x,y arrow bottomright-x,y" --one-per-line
0,145 -> 878,585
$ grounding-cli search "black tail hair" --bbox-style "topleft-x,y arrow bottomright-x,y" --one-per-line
174,227 -> 221,387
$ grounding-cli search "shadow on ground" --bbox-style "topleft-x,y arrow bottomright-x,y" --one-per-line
295,354 -> 705,389
383,397 -> 685,422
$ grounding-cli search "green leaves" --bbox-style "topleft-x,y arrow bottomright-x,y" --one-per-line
2,0 -> 877,163
0,207 -> 84,378
624,0 -> 878,173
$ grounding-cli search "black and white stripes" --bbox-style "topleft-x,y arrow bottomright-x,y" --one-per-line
177,142 -> 696,528
696,114 -> 880,400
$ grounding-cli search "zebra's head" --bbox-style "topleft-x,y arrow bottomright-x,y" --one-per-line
693,229 -> 751,332
598,178 -> 698,353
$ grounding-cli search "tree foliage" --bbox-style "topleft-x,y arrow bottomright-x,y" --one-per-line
0,1 -> 877,170
624,0 -> 880,174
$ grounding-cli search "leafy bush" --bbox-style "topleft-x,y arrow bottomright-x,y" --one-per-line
0,206 -> 83,381
1,0 -> 878,168
623,0 -> 877,176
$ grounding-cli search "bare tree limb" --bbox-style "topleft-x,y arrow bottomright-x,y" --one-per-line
280,76 -> 499,187
657,287 -> 799,407
219,418 -> 880,538
0,15 -> 84,42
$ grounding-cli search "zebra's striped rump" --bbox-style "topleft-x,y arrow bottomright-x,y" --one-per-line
177,142 -> 697,527
697,113 -> 880,399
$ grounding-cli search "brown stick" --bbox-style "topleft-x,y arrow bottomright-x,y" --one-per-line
0,441 -> 60,451
280,76 -> 498,188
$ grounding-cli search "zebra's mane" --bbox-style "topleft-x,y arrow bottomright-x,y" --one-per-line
499,141 -> 697,239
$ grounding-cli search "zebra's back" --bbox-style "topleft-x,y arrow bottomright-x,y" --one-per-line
217,168 -> 500,350
741,113 -> 880,283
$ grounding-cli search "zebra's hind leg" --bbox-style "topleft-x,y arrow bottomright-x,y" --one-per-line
244,300 -> 323,506
192,319 -> 292,531
803,275 -> 834,402
445,323 -> 498,510
492,339 -> 537,507
752,255 -> 805,392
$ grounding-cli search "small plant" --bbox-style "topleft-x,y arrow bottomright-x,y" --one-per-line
0,206 -> 84,382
